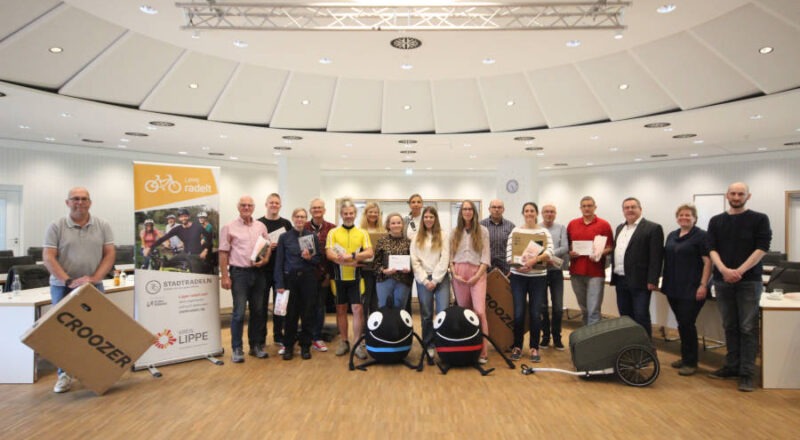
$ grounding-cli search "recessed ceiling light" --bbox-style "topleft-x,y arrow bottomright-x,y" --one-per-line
125,131 -> 148,137
398,139 -> 417,145
644,122 -> 670,128
282,135 -> 303,141
191,31 -> 200,39
146,126 -> 157,130
468,167 -> 475,170
139,5 -> 158,15
273,152 -> 282,156
586,162 -> 594,166
301,99 -> 310,105
400,150 -> 416,154
403,105 -> 412,110
18,124 -> 30,129
120,138 -> 130,142
401,159 -> 416,163
345,143 -> 353,147
514,136 -> 535,142
613,32 -> 624,40
219,134 -> 228,139
274,146 -> 292,151
463,143 -> 471,147
554,163 -> 568,167
426,167 -> 433,170
651,154 -> 668,158
178,151 -> 188,155
385,166 -> 392,170
544,166 -> 551,170
757,147 -> 768,151
45,137 -> 55,141
117,145 -> 127,149
590,135 -> 599,140
656,4 -> 676,14
49,47 -> 63,54
230,156 -> 238,160
201,146 -> 211,150
634,158 -> 643,162
188,83 -> 199,89
233,40 -> 248,48
319,57 -> 332,64
618,83 -> 629,90
150,121 -> 175,127
469,154 -> 477,159
663,127 -> 674,132
536,152 -> 545,157
405,168 -> 414,176
60,112 -> 71,118
759,46 -> 773,55
690,153 -> 699,157
506,100 -> 515,106
693,140 -> 704,144
609,147 -> 619,152
82,138 -> 103,143
749,114 -> 763,120
208,152 -> 225,156
672,133 -> 697,139
566,40 -> 581,48
784,141 -> 800,146
525,146 -> 544,151
400,63 -> 413,70
482,58 -> 496,65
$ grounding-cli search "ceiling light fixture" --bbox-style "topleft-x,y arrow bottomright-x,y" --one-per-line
233,40 -> 248,48
301,99 -> 310,105
651,154 -> 668,158
690,153 -> 699,157
757,147 -> 768,151
634,158 -> 643,162
506,100 -> 515,106
469,154 -> 477,159
117,145 -> 127,149
49,47 -> 63,54
208,152 -> 225,156
139,5 -> 158,15
784,141 -> 800,146
672,133 -> 697,139
18,124 -> 30,129
400,63 -> 413,70
609,147 -> 619,152
749,114 -> 763,120
229,156 -> 238,160
618,83 -> 629,90
219,134 -> 228,139
282,135 -> 303,141
758,46 -> 773,55
274,146 -> 292,151
201,146 -> 211,150
120,138 -> 130,142
644,122 -> 670,128
482,58 -> 496,65
613,32 -> 624,40
178,151 -> 188,155
319,57 -> 332,64
554,163 -> 568,167
403,105 -> 412,110
514,136 -> 535,142
586,162 -> 594,166
391,36 -> 422,50
400,150 -> 417,154
398,139 -> 417,145
125,131 -> 148,137
566,40 -> 581,48
45,137 -> 55,141
188,83 -> 199,89
590,135 -> 599,140
536,152 -> 545,157
82,139 -> 103,143
60,112 -> 71,118
401,159 -> 416,163
656,4 -> 676,14
525,146 -> 544,151
150,121 -> 175,127
693,140 -> 704,144
405,168 -> 414,176
191,31 -> 200,39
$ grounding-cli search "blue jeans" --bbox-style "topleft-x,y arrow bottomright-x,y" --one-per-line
667,296 -> 706,367
229,268 -> 267,351
615,276 -> 653,338
541,269 -> 564,343
416,276 -> 451,347
376,278 -> 411,309
510,274 -> 547,350
50,282 -> 105,375
714,280 -> 761,377
570,275 -> 605,325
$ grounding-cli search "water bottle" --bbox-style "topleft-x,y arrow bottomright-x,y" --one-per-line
120,271 -> 128,286
12,277 -> 22,298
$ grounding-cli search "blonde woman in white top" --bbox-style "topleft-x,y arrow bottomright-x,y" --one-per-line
506,202 -> 553,363
450,200 -> 491,363
410,206 -> 451,355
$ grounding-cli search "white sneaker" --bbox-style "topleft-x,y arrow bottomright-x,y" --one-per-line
354,343 -> 368,360
278,345 -> 286,355
53,373 -> 72,393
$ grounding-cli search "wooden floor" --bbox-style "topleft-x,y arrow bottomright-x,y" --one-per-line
1,312 -> 799,439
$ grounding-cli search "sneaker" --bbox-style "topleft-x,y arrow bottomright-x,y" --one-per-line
671,360 -> 684,369
249,344 -> 269,359
708,366 -> 738,380
553,340 -> 565,351
312,340 -> 328,352
301,347 -> 312,360
282,350 -> 294,361
335,341 -> 350,356
510,348 -> 522,361
679,365 -> 697,376
478,356 -> 488,365
354,343 -> 368,360
540,337 -> 550,349
738,375 -> 754,392
530,349 -> 541,363
278,345 -> 286,356
53,373 -> 72,393
231,348 -> 244,363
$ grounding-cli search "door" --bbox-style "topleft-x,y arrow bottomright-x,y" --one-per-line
0,186 -> 22,255
787,191 -> 800,261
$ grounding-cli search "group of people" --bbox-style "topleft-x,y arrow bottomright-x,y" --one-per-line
139,210 -> 214,271
43,182 -> 771,393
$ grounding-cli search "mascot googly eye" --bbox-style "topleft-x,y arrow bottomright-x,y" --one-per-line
433,311 -> 446,329
368,311 -> 384,331
463,309 -> 480,326
400,310 -> 413,328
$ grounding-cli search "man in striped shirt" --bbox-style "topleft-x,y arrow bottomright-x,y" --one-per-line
480,199 -> 516,276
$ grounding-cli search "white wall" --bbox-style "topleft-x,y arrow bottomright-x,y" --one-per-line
0,140 -> 278,249
539,150 -> 800,253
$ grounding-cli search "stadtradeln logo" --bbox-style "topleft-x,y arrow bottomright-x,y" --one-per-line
154,329 -> 177,349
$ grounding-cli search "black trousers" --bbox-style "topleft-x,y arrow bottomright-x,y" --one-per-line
283,270 -> 319,350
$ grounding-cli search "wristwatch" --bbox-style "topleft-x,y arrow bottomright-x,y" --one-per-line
64,278 -> 73,287
351,252 -> 356,260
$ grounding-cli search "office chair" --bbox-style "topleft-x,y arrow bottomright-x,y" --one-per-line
4,264 -> 50,292
0,250 -> 13,257
26,246 -> 44,262
766,264 -> 800,293
0,256 -> 35,275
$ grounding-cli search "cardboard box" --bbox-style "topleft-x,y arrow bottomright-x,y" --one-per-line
20,284 -> 155,395
485,269 -> 515,352
510,231 -> 548,270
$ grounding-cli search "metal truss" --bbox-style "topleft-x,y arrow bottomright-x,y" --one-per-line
176,1 -> 630,31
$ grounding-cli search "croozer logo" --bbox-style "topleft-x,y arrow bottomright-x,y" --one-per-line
153,329 -> 177,349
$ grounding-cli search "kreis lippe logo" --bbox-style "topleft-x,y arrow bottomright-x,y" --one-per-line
154,329 -> 177,349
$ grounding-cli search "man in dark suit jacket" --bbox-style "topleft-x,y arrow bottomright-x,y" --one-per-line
610,197 -> 664,338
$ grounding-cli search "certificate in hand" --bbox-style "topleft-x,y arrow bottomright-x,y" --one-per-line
298,234 -> 316,256
250,235 -> 270,262
268,227 -> 286,245
274,290 -> 290,316
388,255 -> 411,271
510,232 -> 548,269
592,235 -> 608,258
572,240 -> 593,256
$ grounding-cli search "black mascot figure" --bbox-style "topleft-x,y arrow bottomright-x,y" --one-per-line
349,307 -> 428,371
433,305 -> 515,376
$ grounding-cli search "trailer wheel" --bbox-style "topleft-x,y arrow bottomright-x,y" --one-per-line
615,345 -> 659,387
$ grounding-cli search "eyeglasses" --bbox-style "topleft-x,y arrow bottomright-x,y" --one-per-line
68,197 -> 90,202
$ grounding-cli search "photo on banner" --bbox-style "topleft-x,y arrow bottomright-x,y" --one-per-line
132,162 -> 223,370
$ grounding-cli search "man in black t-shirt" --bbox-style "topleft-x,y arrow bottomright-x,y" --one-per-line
707,182 -> 771,392
257,193 -> 293,354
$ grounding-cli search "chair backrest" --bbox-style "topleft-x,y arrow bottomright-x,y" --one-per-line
0,250 -> 13,257
5,264 -> 51,291
115,245 -> 134,265
775,260 -> 800,270
27,246 -> 44,262
761,251 -> 787,266
766,265 -> 800,293
0,256 -> 35,274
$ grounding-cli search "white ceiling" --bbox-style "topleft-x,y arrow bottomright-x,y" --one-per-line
0,0 -> 799,171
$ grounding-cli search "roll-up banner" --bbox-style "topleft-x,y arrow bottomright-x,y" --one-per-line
132,162 -> 223,370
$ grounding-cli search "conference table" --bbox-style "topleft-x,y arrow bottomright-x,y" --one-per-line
760,292 -> 800,389
0,279 -> 135,384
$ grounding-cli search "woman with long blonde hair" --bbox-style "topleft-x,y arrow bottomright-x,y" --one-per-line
359,202 -> 384,316
450,200 -> 491,363
410,206 -> 451,356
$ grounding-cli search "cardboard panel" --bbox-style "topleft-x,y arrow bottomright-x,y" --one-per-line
20,284 -> 154,395
485,269 -> 515,352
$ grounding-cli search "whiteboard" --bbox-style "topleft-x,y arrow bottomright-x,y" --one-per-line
693,193 -> 725,230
